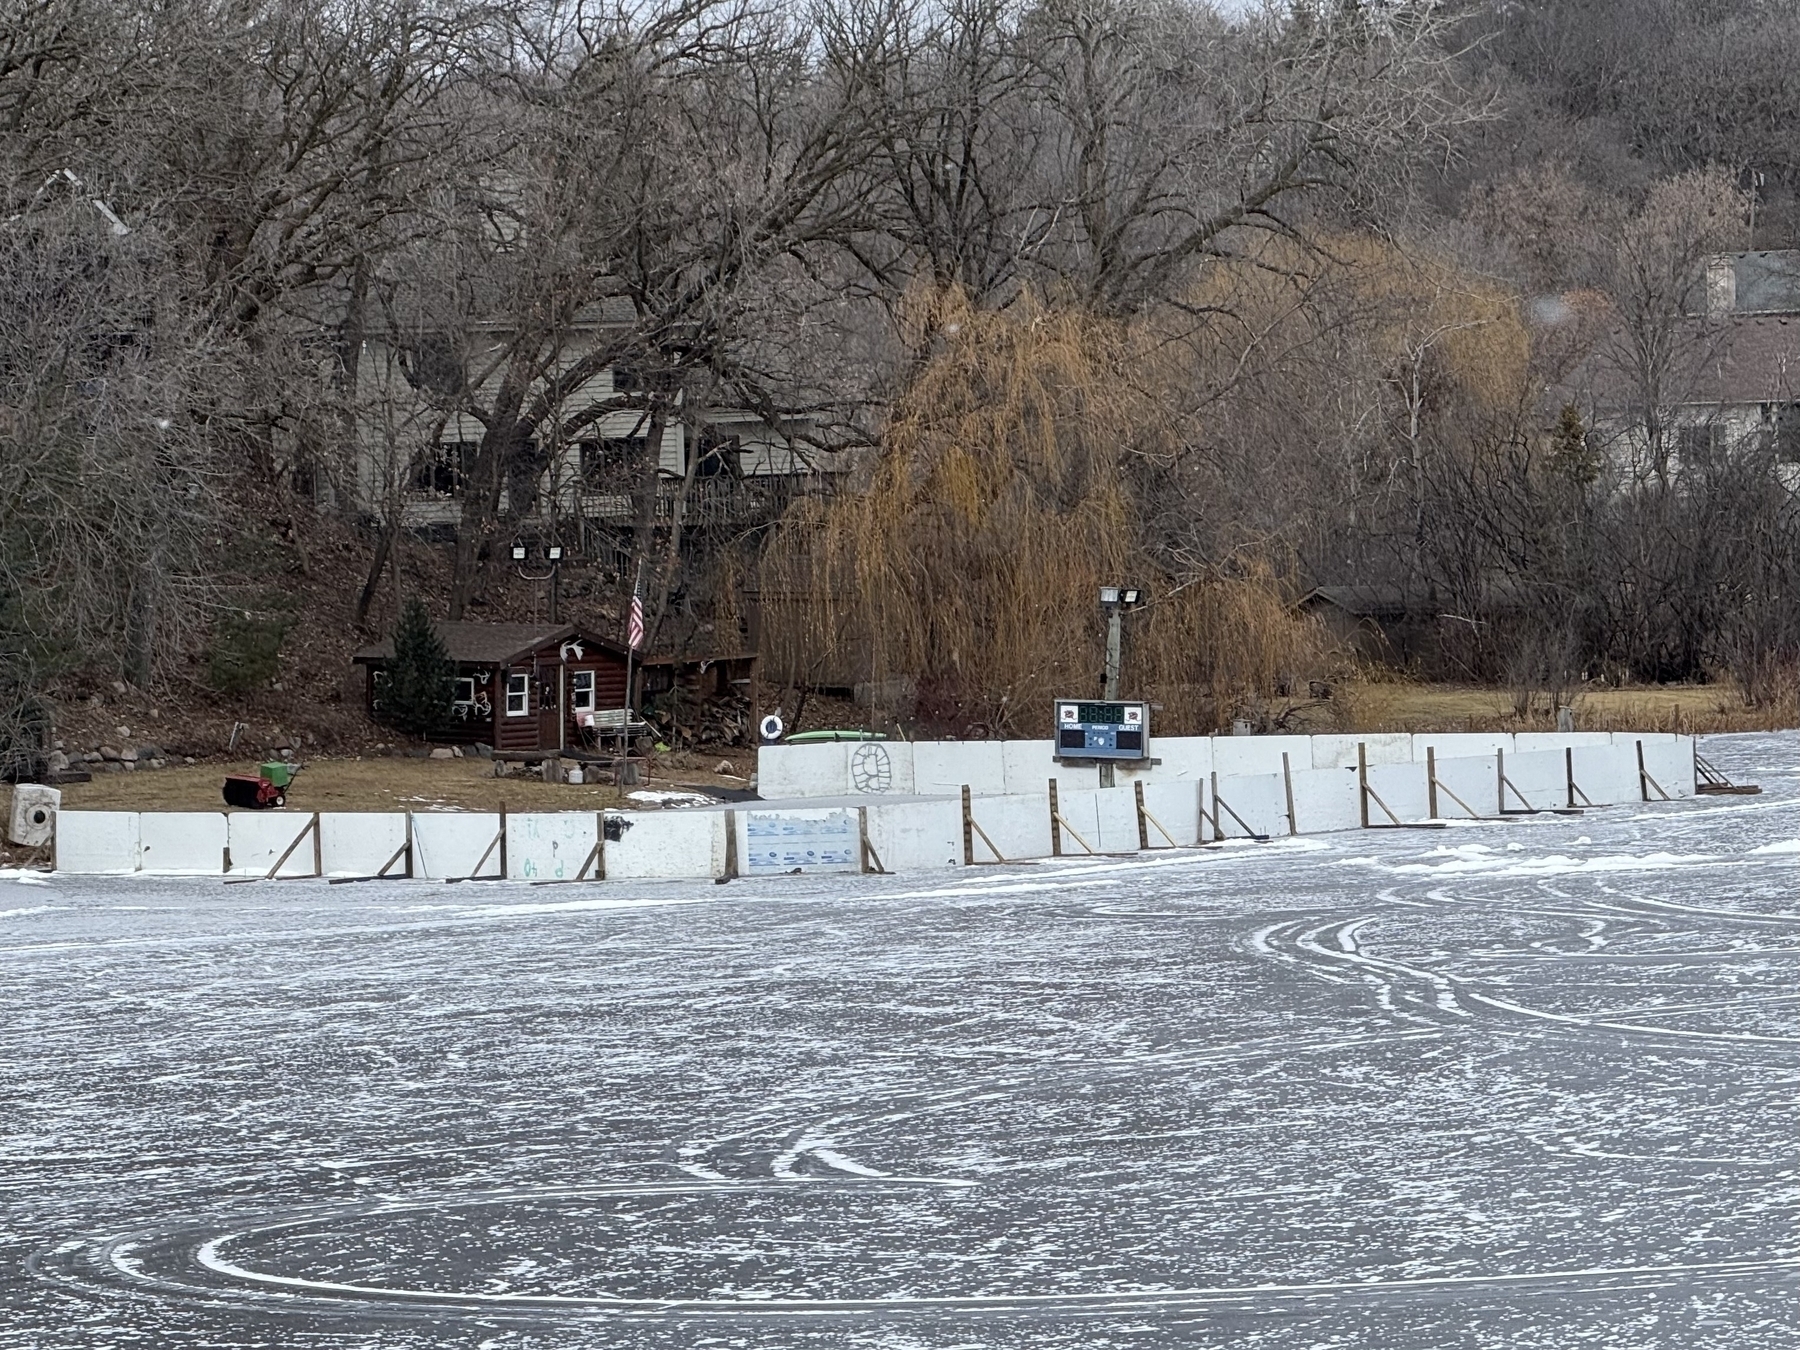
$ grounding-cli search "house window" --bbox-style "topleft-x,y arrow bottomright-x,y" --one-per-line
453,676 -> 476,707
1776,404 -> 1800,462
571,670 -> 595,713
579,437 -> 644,488
412,440 -> 478,497
1678,424 -> 1724,465
505,672 -> 529,716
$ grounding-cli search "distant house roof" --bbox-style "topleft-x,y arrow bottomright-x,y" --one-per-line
1731,252 -> 1800,314
353,622 -> 628,667
1558,314 -> 1800,414
1296,585 -> 1413,619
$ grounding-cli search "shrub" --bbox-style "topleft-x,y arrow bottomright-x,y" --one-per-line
207,611 -> 291,692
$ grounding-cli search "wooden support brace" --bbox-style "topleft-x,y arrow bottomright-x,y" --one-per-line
1049,779 -> 1063,857
961,785 -> 975,866
1053,810 -> 1097,855
228,812 -> 321,884
858,807 -> 887,874
1637,740 -> 1671,801
1134,780 -> 1150,851
1281,753 -> 1298,836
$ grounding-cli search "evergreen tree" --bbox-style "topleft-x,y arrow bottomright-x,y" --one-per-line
382,598 -> 454,737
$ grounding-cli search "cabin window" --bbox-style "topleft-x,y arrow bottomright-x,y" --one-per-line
571,670 -> 595,712
505,672 -> 529,716
452,677 -> 476,706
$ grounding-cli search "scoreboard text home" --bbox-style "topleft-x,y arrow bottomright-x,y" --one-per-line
1055,700 -> 1150,761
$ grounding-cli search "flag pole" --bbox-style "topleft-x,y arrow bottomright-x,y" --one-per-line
623,558 -> 643,720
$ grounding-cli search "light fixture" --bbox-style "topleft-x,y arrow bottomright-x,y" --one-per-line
510,543 -> 527,561
546,545 -> 564,562
1099,586 -> 1121,605
1122,588 -> 1142,605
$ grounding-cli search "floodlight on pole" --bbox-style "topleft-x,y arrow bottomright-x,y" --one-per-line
510,543 -> 528,562
1099,586 -> 1121,606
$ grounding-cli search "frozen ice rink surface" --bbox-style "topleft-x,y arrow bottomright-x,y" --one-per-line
8,734 -> 1800,1349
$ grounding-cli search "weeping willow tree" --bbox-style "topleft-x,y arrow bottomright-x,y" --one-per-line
761,289 -> 1327,736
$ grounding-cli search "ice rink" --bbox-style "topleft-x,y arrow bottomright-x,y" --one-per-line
7,732 -> 1800,1348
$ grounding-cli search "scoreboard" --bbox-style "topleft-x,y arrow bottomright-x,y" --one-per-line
1054,699 -> 1149,761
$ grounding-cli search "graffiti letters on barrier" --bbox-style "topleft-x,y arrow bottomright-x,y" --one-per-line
849,743 -> 894,794
745,810 -> 858,874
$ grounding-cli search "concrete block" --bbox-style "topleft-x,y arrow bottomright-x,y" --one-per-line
1001,740 -> 1063,796
865,799 -> 963,871
411,812 -> 504,879
1636,737 -> 1696,800
1092,787 -> 1144,852
756,743 -> 848,799
1142,736 -> 1213,782
1052,788 -> 1104,855
227,812 -> 324,877
1310,733 -> 1412,771
1515,731 -> 1614,753
1211,772 -> 1289,839
319,813 -> 411,878
1138,780 -> 1203,847
1569,745 -> 1640,807
914,740 -> 1007,797
1412,733 -> 1515,762
9,785 -> 59,847
741,808 -> 860,875
55,811 -> 140,873
1210,736 -> 1312,781
138,813 -> 227,874
1287,766 -> 1361,834
603,809 -> 727,880
1428,754 -> 1500,819
1364,761 -> 1432,825
1498,750 -> 1568,813
966,791 -> 1052,863
506,812 -> 599,881
847,740 -> 914,795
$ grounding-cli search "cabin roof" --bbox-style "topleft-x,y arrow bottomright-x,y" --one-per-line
353,622 -> 628,667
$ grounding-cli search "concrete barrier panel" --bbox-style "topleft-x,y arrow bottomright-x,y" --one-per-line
757,743 -> 849,799
1211,773 -> 1288,839
1310,733 -> 1412,771
1499,750 -> 1568,812
1144,736 -> 1214,782
846,741 -> 914,795
914,740 -> 1007,797
227,812 -> 324,877
1139,780 -> 1203,847
1092,787 -> 1144,852
1636,737 -> 1696,799
1364,761 -> 1432,825
1515,731 -> 1614,753
55,811 -> 140,873
1002,740 -> 1062,796
1428,754 -> 1500,819
966,792 -> 1052,863
741,808 -> 860,875
319,813 -> 411,877
865,799 -> 963,871
603,810 -> 727,880
1568,745 -> 1640,807
1211,736 -> 1311,780
1052,788 -> 1104,855
411,812 -> 504,879
138,813 -> 228,874
1413,733 -> 1516,762
1287,767 -> 1361,834
505,812 -> 599,881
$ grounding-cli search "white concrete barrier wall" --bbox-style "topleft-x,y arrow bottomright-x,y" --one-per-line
1211,773 -> 1289,839
412,812 -> 504,880
604,809 -> 727,880
757,743 -> 848,799
1139,780 -> 1204,847
1414,733 -> 1516,762
1569,746 -> 1640,808
227,812 -> 321,877
1429,754 -> 1500,819
1287,767 -> 1362,834
1516,731 -> 1614,753
914,741 -> 1007,797
1311,733 -> 1412,771
1093,787 -> 1144,853
967,792 -> 1052,863
1364,762 -> 1432,825
320,813 -> 410,877
1053,788 -> 1102,854
1499,750 -> 1569,812
507,812 -> 599,881
1001,740 -> 1062,797
1145,737 -> 1214,782
848,741 -> 915,795
865,799 -> 962,872
1637,737 -> 1696,799
56,811 -> 141,873
138,812 -> 227,874
739,808 -> 859,875
1211,736 -> 1312,781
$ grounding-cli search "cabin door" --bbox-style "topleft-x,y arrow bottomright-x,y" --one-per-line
537,662 -> 563,750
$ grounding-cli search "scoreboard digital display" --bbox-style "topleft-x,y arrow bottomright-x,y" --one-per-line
1054,699 -> 1149,760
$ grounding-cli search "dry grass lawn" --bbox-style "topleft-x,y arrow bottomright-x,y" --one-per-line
1335,682 -> 1756,734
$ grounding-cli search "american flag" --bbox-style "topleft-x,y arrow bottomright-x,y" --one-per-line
625,569 -> 645,651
